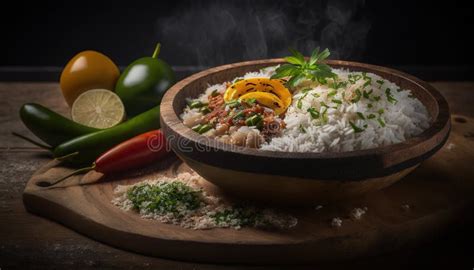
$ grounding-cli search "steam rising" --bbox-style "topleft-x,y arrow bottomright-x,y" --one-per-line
156,0 -> 370,67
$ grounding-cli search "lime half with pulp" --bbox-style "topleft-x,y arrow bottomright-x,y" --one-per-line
71,89 -> 125,129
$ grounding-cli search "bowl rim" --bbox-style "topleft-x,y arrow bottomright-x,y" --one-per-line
161,58 -> 450,166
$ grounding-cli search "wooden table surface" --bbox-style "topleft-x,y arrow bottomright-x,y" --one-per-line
1,81 -> 473,269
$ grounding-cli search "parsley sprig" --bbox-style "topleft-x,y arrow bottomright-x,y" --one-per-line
271,47 -> 337,88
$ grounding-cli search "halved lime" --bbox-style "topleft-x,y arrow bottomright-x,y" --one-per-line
71,89 -> 125,129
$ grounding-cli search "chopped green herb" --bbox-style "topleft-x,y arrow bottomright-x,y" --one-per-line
367,103 -> 373,108
192,124 -> 202,133
349,121 -> 365,133
127,182 -> 202,216
332,99 -> 342,104
363,80 -> 372,88
297,92 -> 309,109
197,124 -> 212,134
321,107 -> 329,123
385,88 -> 398,104
363,89 -> 373,99
245,114 -> 263,126
211,89 -> 219,97
332,80 -> 348,89
377,118 -> 386,127
376,79 -> 384,86
348,74 -> 362,84
189,100 -> 206,109
373,96 -> 381,101
367,114 -> 376,119
233,111 -> 245,119
226,99 -> 240,108
356,112 -> 365,119
307,107 -> 320,119
378,108 -> 385,115
301,88 -> 312,93
299,124 -> 307,133
199,106 -> 211,114
351,89 -> 362,103
312,92 -> 320,98
245,98 -> 257,104
328,89 -> 337,97
320,101 -> 329,108
211,206 -> 264,227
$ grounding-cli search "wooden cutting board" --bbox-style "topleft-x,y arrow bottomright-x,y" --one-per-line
22,115 -> 474,264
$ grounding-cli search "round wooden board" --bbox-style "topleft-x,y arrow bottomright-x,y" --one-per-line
23,115 -> 474,264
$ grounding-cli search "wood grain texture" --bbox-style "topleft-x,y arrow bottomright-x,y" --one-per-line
1,81 -> 473,269
159,60 -> 450,203
22,114 -> 474,264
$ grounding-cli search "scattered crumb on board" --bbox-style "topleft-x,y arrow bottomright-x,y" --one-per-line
331,217 -> 343,227
112,171 -> 297,230
350,207 -> 368,220
401,204 -> 411,211
446,143 -> 455,150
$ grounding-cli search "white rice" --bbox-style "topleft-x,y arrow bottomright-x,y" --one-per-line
260,68 -> 430,152
182,66 -> 431,153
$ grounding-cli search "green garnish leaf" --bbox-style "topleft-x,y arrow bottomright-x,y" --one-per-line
356,112 -> 365,119
271,47 -> 336,88
378,108 -> 385,115
373,96 -> 381,101
367,114 -> 376,119
328,89 -> 337,97
349,121 -> 365,133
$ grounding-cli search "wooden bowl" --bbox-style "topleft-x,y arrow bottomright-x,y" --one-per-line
160,59 -> 450,205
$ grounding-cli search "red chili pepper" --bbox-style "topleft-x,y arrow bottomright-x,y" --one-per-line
95,129 -> 169,174
41,130 -> 170,187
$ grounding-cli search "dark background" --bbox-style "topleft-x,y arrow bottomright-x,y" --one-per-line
1,0 -> 473,81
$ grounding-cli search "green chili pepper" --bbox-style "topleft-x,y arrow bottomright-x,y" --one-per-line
53,106 -> 160,165
245,114 -> 262,126
197,124 -> 212,134
19,103 -> 99,147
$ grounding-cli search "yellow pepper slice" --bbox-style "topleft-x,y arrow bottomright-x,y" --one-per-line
224,78 -> 292,107
239,92 -> 287,115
